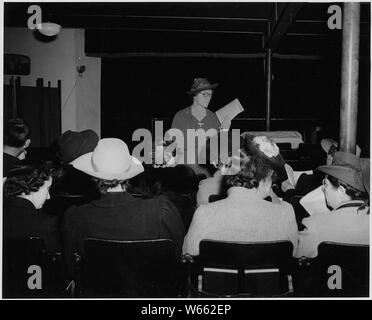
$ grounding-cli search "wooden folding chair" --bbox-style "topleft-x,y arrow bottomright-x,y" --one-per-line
314,241 -> 369,297
187,240 -> 294,297
3,237 -> 67,298
74,238 -> 186,298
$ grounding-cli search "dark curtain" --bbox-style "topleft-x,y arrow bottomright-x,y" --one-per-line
101,57 -> 265,151
3,78 -> 61,148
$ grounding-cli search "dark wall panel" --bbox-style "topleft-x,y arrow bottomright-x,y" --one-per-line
101,57 -> 265,150
85,30 -> 264,55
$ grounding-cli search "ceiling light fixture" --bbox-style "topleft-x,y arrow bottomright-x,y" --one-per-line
37,22 -> 61,36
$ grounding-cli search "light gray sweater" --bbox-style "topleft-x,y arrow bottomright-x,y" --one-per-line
183,186 -> 298,256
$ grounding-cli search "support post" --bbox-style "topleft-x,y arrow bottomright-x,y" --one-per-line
265,48 -> 272,131
10,76 -> 17,118
339,2 -> 360,154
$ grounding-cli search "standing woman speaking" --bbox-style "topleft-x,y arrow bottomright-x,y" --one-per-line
170,78 -> 231,176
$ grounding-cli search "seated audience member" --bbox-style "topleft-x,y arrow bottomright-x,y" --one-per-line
321,138 -> 361,160
280,138 -> 338,200
3,118 -> 31,177
128,164 -> 198,230
296,152 -> 369,258
134,139 -> 199,195
196,131 -> 243,206
321,138 -> 339,166
196,164 -> 225,206
3,163 -> 62,253
183,135 -> 298,256
151,139 -> 178,169
289,150 -> 366,231
280,138 -> 361,230
62,138 -> 185,276
46,130 -> 100,214
282,138 -> 363,200
360,158 -> 370,208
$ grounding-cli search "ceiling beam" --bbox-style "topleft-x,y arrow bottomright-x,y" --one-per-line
42,13 -> 268,34
66,14 -> 268,22
81,27 -> 263,35
87,52 -> 266,58
265,3 -> 303,49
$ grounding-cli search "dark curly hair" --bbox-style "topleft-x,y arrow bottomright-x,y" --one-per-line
92,178 -> 129,195
326,174 -> 368,201
326,174 -> 369,214
225,134 -> 285,189
4,118 -> 31,148
3,162 -> 56,197
328,144 -> 338,157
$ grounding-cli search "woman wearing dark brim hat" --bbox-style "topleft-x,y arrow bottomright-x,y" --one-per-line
61,138 -> 185,278
169,78 -> 231,176
57,129 -> 99,164
45,129 -> 101,214
296,151 -> 369,258
320,138 -> 361,165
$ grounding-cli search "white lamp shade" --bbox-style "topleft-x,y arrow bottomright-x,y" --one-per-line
37,22 -> 61,36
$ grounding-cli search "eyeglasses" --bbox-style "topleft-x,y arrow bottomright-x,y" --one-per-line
322,178 -> 329,187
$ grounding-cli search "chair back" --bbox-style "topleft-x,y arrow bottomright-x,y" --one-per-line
280,150 -> 300,161
193,240 -> 294,297
277,143 -> 292,151
208,194 -> 226,203
3,237 -> 66,298
298,143 -> 324,155
315,241 -> 369,297
286,159 -> 322,171
77,238 -> 184,297
43,193 -> 88,215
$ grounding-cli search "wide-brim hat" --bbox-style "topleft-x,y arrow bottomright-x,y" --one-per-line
187,77 -> 218,95
71,138 -> 144,180
317,151 -> 365,192
58,129 -> 99,163
360,158 -> 370,196
320,139 -> 338,154
320,138 -> 361,156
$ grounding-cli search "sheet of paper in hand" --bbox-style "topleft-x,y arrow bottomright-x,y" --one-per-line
284,164 -> 296,188
294,170 -> 313,183
285,164 -> 313,188
300,186 -> 331,215
215,98 -> 244,123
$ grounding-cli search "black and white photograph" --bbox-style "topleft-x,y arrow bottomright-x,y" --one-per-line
1,0 -> 370,303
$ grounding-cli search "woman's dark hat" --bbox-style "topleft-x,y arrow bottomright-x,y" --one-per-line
320,138 -> 338,154
320,138 -> 361,156
57,129 -> 99,163
187,78 -> 218,95
360,158 -> 370,196
317,151 -> 365,192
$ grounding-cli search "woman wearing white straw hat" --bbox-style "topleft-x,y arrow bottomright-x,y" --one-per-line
62,138 -> 185,276
296,151 -> 369,258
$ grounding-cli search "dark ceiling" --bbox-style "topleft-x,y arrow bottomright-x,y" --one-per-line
4,2 -> 371,56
